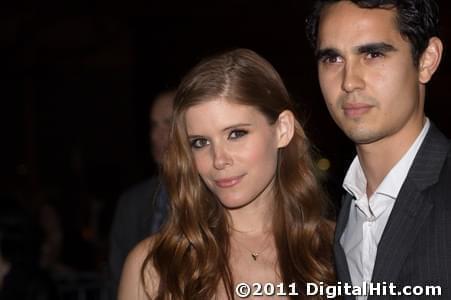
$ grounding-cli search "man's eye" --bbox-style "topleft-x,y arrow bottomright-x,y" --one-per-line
190,138 -> 209,149
229,129 -> 248,139
366,51 -> 384,59
321,55 -> 343,64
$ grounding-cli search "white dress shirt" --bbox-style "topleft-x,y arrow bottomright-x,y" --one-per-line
340,118 -> 430,299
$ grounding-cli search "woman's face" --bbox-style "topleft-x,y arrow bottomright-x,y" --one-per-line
185,98 -> 283,209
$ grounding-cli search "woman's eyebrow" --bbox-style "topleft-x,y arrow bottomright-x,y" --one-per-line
221,123 -> 252,132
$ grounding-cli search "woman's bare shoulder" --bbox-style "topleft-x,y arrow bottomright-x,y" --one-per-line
118,236 -> 159,300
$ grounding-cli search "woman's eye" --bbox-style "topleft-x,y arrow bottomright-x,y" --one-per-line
190,138 -> 209,149
229,129 -> 248,140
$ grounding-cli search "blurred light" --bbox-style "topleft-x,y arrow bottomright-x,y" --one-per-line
317,158 -> 331,171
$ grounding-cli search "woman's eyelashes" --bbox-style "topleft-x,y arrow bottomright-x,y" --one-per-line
189,129 -> 249,150
229,129 -> 248,139
190,137 -> 209,149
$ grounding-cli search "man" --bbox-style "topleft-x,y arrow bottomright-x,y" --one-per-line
109,89 -> 174,297
306,1 -> 450,299
149,90 -> 175,166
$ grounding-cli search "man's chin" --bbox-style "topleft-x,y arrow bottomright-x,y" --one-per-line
344,128 -> 383,145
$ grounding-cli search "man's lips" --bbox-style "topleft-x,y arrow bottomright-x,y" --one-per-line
342,103 -> 374,118
214,174 -> 245,188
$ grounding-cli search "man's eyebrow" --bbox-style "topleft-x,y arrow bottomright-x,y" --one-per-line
315,43 -> 397,60
315,48 -> 340,61
356,42 -> 397,54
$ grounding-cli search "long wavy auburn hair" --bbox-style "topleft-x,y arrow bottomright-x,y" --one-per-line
141,48 -> 335,299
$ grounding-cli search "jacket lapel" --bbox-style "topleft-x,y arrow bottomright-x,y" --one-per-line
334,193 -> 353,289
369,124 -> 450,299
369,180 -> 433,299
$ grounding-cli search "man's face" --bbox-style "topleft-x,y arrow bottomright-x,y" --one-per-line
150,93 -> 174,164
316,1 -> 425,145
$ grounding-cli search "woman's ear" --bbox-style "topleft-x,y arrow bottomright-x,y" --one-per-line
419,37 -> 443,84
276,110 -> 295,148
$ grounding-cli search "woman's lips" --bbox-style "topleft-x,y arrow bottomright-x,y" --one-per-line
214,174 -> 245,188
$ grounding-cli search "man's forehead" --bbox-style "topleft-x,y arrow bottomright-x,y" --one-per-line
317,1 -> 400,49
318,1 -> 398,31
150,93 -> 174,116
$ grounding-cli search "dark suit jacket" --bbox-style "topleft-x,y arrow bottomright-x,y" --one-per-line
335,124 -> 451,299
109,177 -> 168,297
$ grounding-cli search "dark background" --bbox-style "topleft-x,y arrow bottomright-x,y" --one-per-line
3,0 -> 451,288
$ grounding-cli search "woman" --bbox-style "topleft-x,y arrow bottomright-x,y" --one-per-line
119,49 -> 334,299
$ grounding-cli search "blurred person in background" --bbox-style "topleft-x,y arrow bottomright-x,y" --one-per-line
109,89 -> 175,297
0,191 -> 58,300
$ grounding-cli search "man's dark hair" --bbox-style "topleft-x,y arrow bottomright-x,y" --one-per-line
305,0 -> 440,64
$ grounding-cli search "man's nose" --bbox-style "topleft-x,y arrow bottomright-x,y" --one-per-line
341,60 -> 365,93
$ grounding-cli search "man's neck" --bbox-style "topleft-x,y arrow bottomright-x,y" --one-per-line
356,117 -> 425,198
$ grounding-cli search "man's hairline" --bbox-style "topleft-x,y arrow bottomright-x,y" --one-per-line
313,1 -> 421,66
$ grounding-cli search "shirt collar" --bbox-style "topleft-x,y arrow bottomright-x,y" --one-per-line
343,118 -> 430,200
